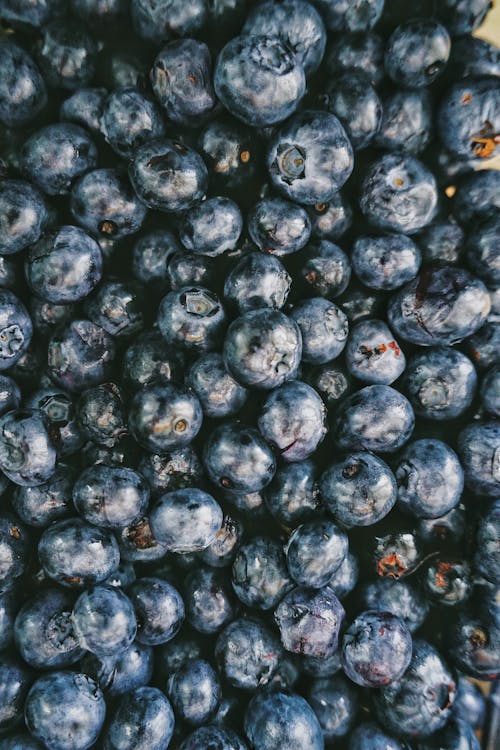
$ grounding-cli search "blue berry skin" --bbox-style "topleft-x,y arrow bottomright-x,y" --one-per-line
402,347 -> 477,420
131,0 -> 206,43
151,40 -> 216,127
38,517 -> 120,588
302,649 -> 342,680
184,567 -> 235,635
73,465 -> 149,529
223,308 -> 302,389
466,321 -> 500,372
232,537 -> 293,610
12,463 -> 73,528
373,640 -> 456,739
198,116 -> 258,192
20,124 -> 97,197
476,500 -> 500,584
436,0 -> 491,34
264,460 -> 320,526
333,385 -> 415,454
118,514 -> 169,563
320,452 -> 397,527
0,409 -> 57,487
123,330 -> 183,391
186,353 -> 248,418
129,138 -> 208,213
150,488 -> 222,553
438,78 -> 500,161
77,382 -> 126,447
307,193 -> 353,242
81,640 -> 154,697
385,20 -> 451,89
101,87 -> 165,158
286,519 -> 348,588
358,578 -> 429,634
25,225 -> 102,304
346,319 -> 406,385
376,88 -> 433,155
84,280 -> 144,339
258,380 -> 327,462
465,215 -> 500,287
290,298 -> 349,365
14,588 -> 84,669
352,233 -> 421,292
388,267 -> 491,346
396,439 -> 464,519
458,421 -> 500,497
37,21 -> 98,90
203,422 -> 276,494
167,659 -> 220,726
198,513 -> 242,569
0,40 -> 47,127
328,552 -> 359,599
179,197 -> 243,257
138,447 -> 203,497
132,230 -> 181,289
167,251 -> 216,291
267,110 -> 353,205
248,197 -> 311,257
0,513 -> 30,592
418,219 -> 464,266
180,726 -> 248,750
71,168 -> 147,240
415,718 -> 480,750
451,34 -> 500,80
451,170 -> 500,228
0,734 -> 44,750
127,577 -> 184,646
243,0 -> 326,75
0,654 -> 32,734
453,676 -> 486,730
47,319 -> 115,393
349,722 -> 405,750
214,35 -> 305,128
0,291 -> 32,370
0,180 -> 49,256
0,0 -> 59,29
70,0 -> 128,27
449,583 -> 500,680
244,691 -> 324,750
216,618 -> 283,690
27,387 -> 83,458
60,87 -> 108,134
0,376 -> 20,417
25,672 -> 105,750
0,589 -> 17,649
360,154 -> 438,234
308,674 -> 359,741
319,71 -> 382,150
72,585 -> 136,658
128,383 -> 203,453
275,586 -> 345,658
342,611 -> 412,688
325,30 -> 384,84
158,286 -> 226,353
298,240 -> 351,299
223,253 -> 291,314
103,686 -> 175,750
314,0 -> 384,32
416,504 -> 466,547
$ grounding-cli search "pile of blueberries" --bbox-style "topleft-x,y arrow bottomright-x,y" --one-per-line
0,0 -> 499,748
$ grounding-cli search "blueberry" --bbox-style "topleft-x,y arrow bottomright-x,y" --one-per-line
360,154 -> 438,234
198,116 -> 258,191
458,420 -> 500,497
77,382 -> 126,447
320,451 -> 397,527
0,734 -> 44,750
346,319 -> 406,385
307,195 -> 353,242
179,197 -> 243,257
0,654 -> 32,734
415,717 -> 480,750
452,676 -> 486,730
333,385 -> 415,453
242,0 -> 326,75
183,567 -> 235,634
376,88 -> 433,154
223,308 -> 302,389
0,0 -> 59,29
14,588 -> 83,669
436,0 -> 492,34
73,465 -> 149,529
150,487 -> 222,552
223,252 -> 291,314
198,513 -> 242,568
186,353 -> 248,418
12,464 -> 73,528
131,0 -> 207,44
156,634 -> 202,681
448,583 -> 500,680
465,215 -> 500,287
416,505 -> 466,548
129,138 -> 208,213
38,517 -> 120,588
216,618 -> 283,689
358,578 -> 429,634
158,286 -> 226,353
85,280 -> 144,338
203,422 -> 276,494
70,0 -> 129,28
373,640 -> 456,738
248,197 -> 311,256
0,180 -> 49,257
325,30 -> 384,83
123,330 -> 183,391
418,218 -> 464,266
305,361 -> 352,406
167,658 -> 220,726
25,672 -> 105,750
451,170 -> 500,228
138,446 -> 203,496
0,513 -> 30,592
71,168 -> 147,239
128,577 -> 184,646
103,686 -> 175,750
308,674 -> 359,741
60,87 -> 108,134
179,726 -> 248,750
118,514 -> 169,562
37,20 -> 98,90
26,387 -> 83,457
465,321 -> 500,372
0,290 -> 32,370
319,70 -> 382,149
128,383 -> 203,453
290,298 -> 349,365
475,499 -> 500,584
264,460 -> 320,526
151,40 -> 216,127
349,722 -> 405,750
351,233 -> 421,291
167,251 -> 216,291
267,109 -> 353,204
82,640 -> 153,697
373,530 -> 422,580
424,558 -> 472,607
214,35 -> 305,127
314,0 -> 384,32
232,536 -> 293,610
396,439 -> 464,519
385,20 -> 451,88
72,585 -> 136,658
286,519 -> 348,588
0,40 -> 47,127
47,319 -> 115,393
0,375 -> 20,417
101,87 -> 166,158
244,691 -> 323,750
132,230 -> 180,289
0,409 -> 57,487
450,34 -> 500,80
275,585 -> 345,658
328,551 -> 359,599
